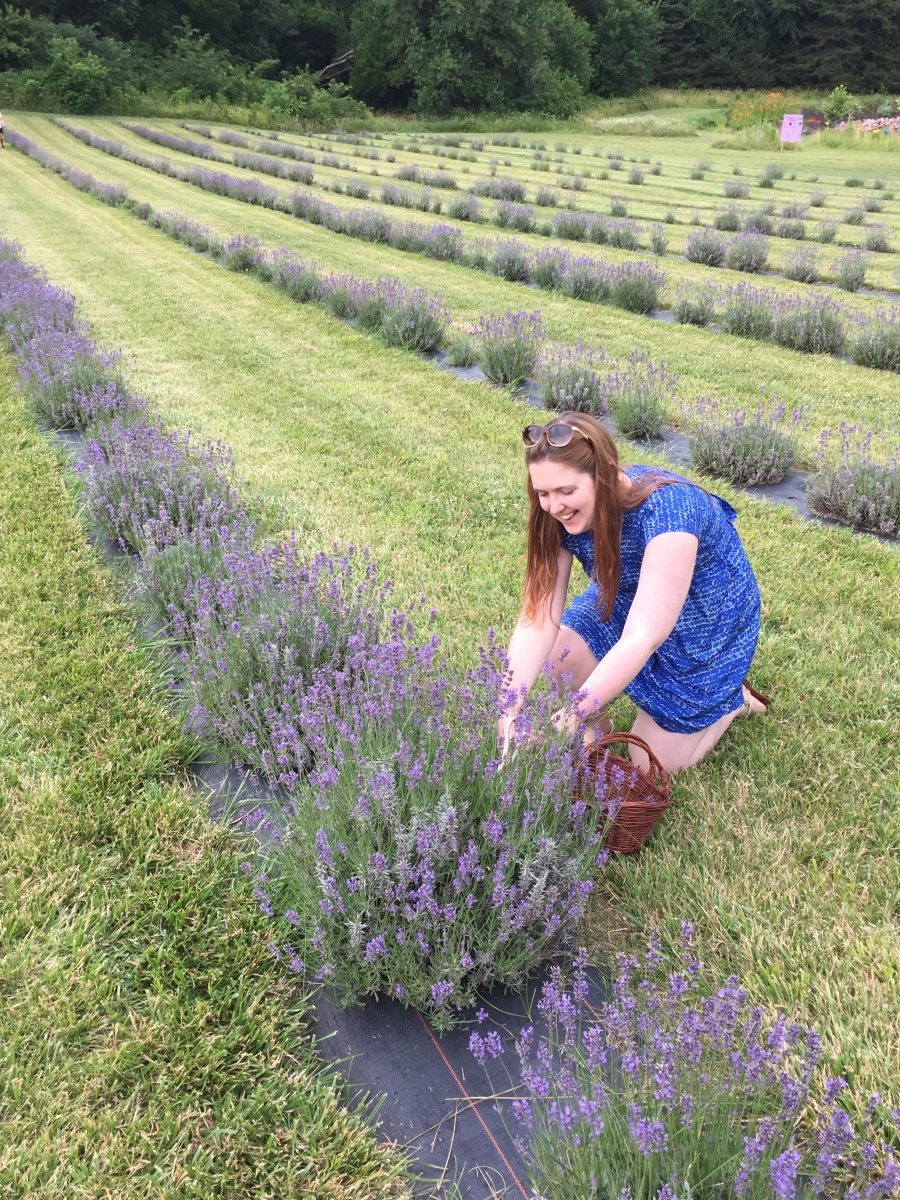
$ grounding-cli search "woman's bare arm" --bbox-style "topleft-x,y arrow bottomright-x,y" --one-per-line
503,546 -> 573,709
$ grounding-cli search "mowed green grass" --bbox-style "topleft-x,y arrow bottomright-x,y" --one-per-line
1,116 -> 899,1118
0,360 -> 407,1197
9,113 -> 900,466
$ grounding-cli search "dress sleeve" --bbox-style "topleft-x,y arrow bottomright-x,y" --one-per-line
638,483 -> 711,547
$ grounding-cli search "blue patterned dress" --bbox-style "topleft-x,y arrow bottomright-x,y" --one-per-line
560,465 -> 761,734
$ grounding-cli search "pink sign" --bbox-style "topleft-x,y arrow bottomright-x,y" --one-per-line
780,113 -> 803,143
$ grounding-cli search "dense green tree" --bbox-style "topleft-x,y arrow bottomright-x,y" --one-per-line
352,0 -> 592,114
572,0 -> 663,96
40,34 -> 112,110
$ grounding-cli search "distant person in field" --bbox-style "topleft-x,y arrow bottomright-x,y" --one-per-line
499,413 -> 768,774
0,113 -> 5,149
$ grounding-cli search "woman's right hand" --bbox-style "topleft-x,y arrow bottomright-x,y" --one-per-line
496,714 -> 516,759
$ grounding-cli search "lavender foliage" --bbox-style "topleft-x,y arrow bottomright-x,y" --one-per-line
847,308 -> 900,373
725,232 -> 769,274
474,311 -> 547,387
684,398 -> 801,486
538,342 -> 608,413
266,638 -> 610,1026
184,542 -> 402,786
604,352 -> 677,440
686,229 -> 727,267
808,427 -> 900,536
470,929 -> 897,1199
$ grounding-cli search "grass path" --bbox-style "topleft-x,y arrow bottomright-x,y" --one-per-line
0,355 -> 406,1197
1,130 -> 898,1113
6,115 -> 900,462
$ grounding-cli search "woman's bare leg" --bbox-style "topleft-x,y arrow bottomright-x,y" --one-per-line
547,627 -> 613,736
629,684 -> 764,774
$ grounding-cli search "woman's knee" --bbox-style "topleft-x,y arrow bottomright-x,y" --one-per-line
547,628 -> 598,691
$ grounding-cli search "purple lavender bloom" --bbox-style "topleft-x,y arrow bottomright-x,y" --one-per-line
769,1145 -> 802,1200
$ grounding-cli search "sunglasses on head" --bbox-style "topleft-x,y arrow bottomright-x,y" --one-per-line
522,422 -> 588,448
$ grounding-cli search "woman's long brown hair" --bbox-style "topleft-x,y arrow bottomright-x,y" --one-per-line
522,412 -> 672,623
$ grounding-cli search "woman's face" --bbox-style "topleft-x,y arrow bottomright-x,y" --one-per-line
529,460 -> 596,535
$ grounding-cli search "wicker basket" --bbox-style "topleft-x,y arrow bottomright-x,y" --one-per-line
576,732 -> 673,855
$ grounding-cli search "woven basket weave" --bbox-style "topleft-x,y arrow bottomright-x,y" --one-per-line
576,732 -> 673,855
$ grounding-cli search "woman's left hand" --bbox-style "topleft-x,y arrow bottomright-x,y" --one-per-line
551,707 -> 583,738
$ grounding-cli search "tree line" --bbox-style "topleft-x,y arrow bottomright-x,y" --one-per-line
1,0 -> 897,117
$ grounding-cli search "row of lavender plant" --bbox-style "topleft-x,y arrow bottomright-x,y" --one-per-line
2,127 -> 680,427
468,929 -> 899,1199
0,238 -> 617,1027
10,131 -> 895,535
121,121 -> 899,294
46,122 -> 900,372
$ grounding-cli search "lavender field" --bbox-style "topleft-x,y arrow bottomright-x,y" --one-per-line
1,102 -> 898,1198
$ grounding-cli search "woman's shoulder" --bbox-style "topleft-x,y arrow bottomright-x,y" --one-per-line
625,466 -> 722,542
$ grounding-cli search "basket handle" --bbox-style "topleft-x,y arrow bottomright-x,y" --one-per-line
591,731 -> 669,788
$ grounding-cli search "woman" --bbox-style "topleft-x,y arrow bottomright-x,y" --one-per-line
500,413 -> 767,774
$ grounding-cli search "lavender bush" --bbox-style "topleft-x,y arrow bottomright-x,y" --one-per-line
780,200 -> 809,220
446,193 -> 481,221
685,398 -> 801,485
724,177 -> 749,198
552,210 -> 591,241
772,294 -> 846,356
604,352 -> 677,440
686,229 -> 727,267
609,262 -> 665,314
606,219 -> 641,251
538,342 -> 608,413
185,543 -> 402,786
379,292 -> 450,353
673,283 -> 719,326
472,929 -> 899,1199
650,225 -> 669,256
220,234 -> 263,272
864,225 -> 893,253
79,419 -> 244,555
443,337 -> 477,368
718,284 -> 776,340
847,308 -> 900,372
470,177 -> 527,202
560,256 -> 612,304
832,249 -> 869,292
743,208 -> 774,235
530,247 -> 573,291
149,210 -> 222,254
777,217 -> 806,240
474,311 -> 546,387
807,427 -> 900,537
264,638 -> 609,1026
496,202 -> 536,233
714,207 -> 743,232
783,246 -> 820,284
725,232 -> 769,273
261,249 -> 323,303
815,220 -> 838,244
